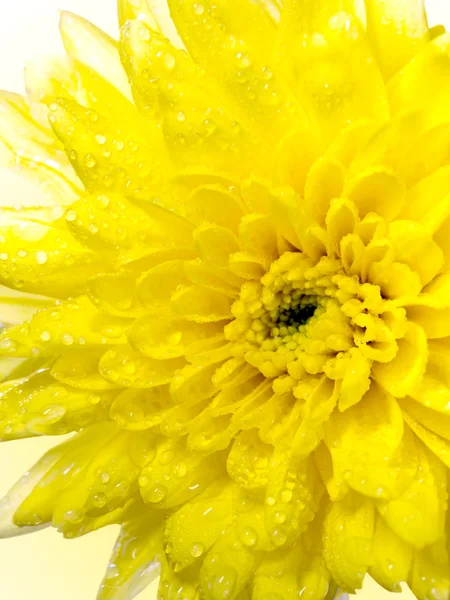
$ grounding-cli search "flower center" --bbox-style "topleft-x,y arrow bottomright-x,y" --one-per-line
225,250 -> 407,400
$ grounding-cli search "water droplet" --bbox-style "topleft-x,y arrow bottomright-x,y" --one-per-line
35,251 -> 48,265
139,473 -> 150,488
85,154 -> 97,168
174,462 -> 187,478
270,527 -> 287,547
99,471 -> 111,484
61,333 -> 74,346
240,527 -> 257,547
193,3 -> 204,15
190,542 -> 204,558
92,493 -> 107,508
236,52 -> 251,68
164,54 -> 176,70
64,509 -> 84,524
146,485 -> 167,503
95,134 -> 107,145
209,567 -> 237,599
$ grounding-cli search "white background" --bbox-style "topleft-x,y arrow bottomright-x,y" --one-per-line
0,1 -> 449,599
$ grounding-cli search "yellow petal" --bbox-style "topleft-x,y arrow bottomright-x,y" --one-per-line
128,313 -> 221,360
372,322 -> 428,398
346,167 -> 405,222
99,345 -> 185,388
323,491 -> 375,591
326,384 -> 414,500
409,539 -> 450,600
51,348 -> 120,390
164,480 -> 234,571
120,22 -> 261,174
48,98 -> 168,197
0,296 -> 129,358
389,220 -> 444,287
199,527 -> 256,600
264,450 -> 320,548
194,224 -> 240,268
139,438 -> 220,508
171,285 -> 233,322
0,91 -> 82,200
388,33 -> 450,127
0,286 -> 54,326
370,517 -> 413,592
377,441 -> 447,548
168,0 -> 304,142
59,11 -> 132,100
304,158 -> 346,226
98,511 -> 163,600
364,0 -> 428,79
277,1 -> 388,141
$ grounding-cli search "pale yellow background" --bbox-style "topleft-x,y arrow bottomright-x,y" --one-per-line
0,0 -> 449,598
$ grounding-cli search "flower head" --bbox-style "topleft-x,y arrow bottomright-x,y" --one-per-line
1,0 -> 450,599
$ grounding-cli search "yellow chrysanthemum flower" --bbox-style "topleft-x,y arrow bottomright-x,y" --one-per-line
1,0 -> 450,598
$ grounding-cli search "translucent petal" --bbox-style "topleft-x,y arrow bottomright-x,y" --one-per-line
0,286 -> 54,326
2,423 -> 117,532
25,56 -> 137,128
59,11 -> 132,99
364,0 -> 428,79
277,1 -> 388,141
0,446 -> 60,537
49,429 -> 143,535
98,511 -> 163,600
117,0 -> 160,30
0,91 -> 82,200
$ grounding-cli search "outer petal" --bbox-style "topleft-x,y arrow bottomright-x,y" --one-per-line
98,511 -> 163,600
59,11 -> 132,100
276,0 -> 389,141
364,0 -> 429,79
